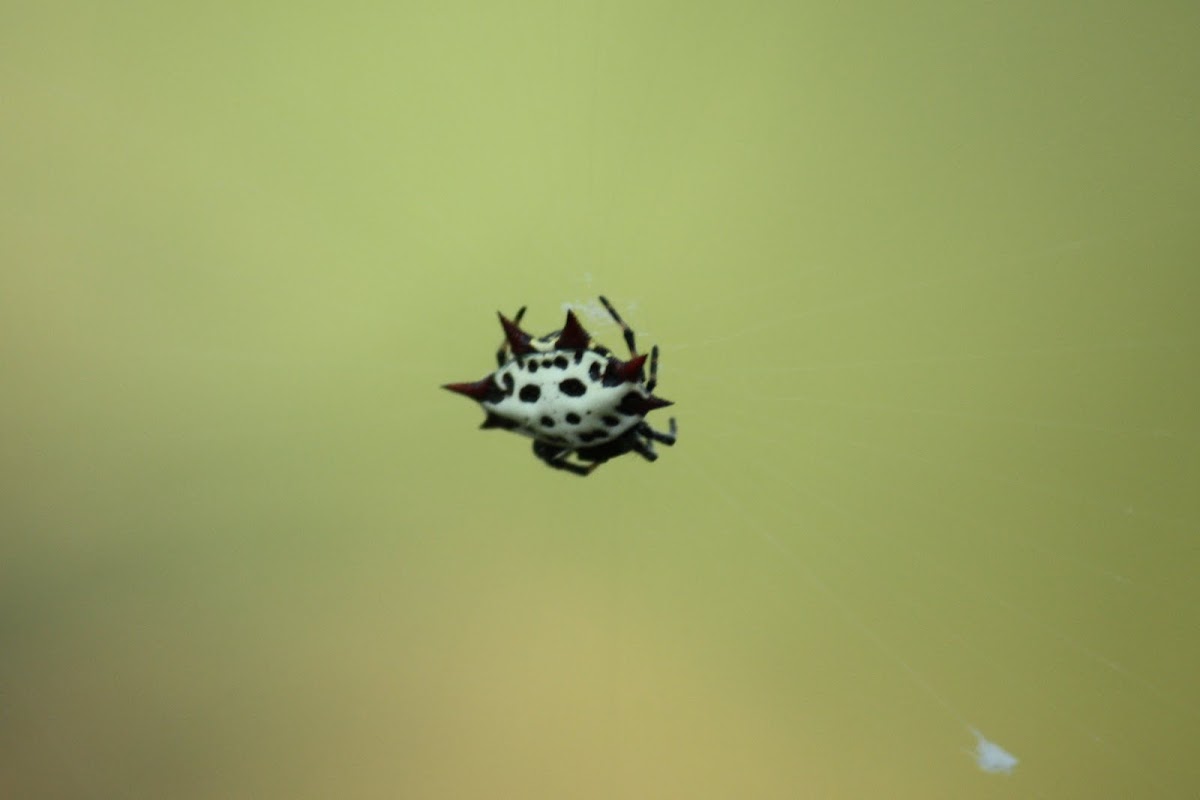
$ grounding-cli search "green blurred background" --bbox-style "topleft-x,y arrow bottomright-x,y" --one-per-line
3,1 -> 1197,797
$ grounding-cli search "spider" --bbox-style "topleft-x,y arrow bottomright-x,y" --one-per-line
443,296 -> 677,476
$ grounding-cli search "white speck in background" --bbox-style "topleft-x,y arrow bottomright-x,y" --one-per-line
969,728 -> 1019,775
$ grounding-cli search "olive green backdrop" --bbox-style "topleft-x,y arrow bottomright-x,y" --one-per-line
3,1 -> 1197,798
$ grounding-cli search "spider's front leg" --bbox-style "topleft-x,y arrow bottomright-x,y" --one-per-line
646,346 -> 661,393
598,295 -> 638,357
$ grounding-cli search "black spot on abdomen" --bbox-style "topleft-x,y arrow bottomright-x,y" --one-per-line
579,429 -> 607,443
539,415 -> 555,428
559,378 -> 586,397
565,412 -> 581,425
601,415 -> 621,427
519,385 -> 541,402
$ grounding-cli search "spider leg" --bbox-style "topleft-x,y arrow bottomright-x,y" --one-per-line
532,440 -> 597,477
629,436 -> 659,462
645,345 -> 660,393
550,459 -> 597,477
495,305 -> 528,366
640,417 -> 677,445
598,295 -> 637,357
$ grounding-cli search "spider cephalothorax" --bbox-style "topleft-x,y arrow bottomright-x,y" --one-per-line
443,296 -> 677,476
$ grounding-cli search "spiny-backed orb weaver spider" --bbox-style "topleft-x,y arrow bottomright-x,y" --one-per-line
443,296 -> 677,476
